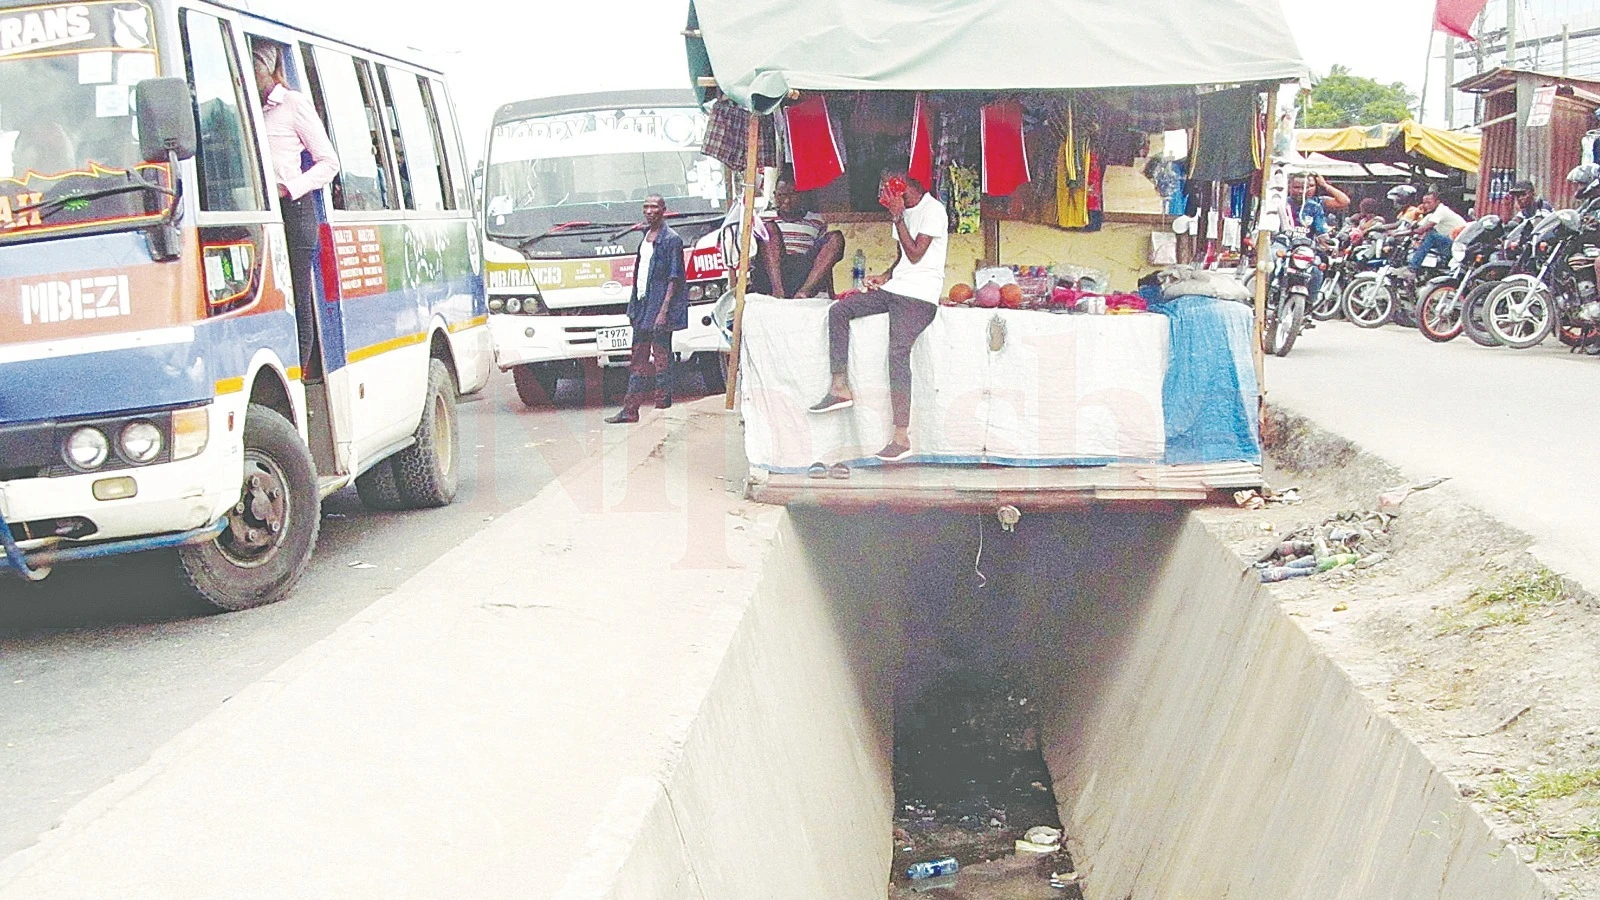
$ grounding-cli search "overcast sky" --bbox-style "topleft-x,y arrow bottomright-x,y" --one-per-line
253,0 -> 1441,161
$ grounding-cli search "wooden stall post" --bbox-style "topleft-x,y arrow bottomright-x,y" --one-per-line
1252,87 -> 1278,399
723,111 -> 763,409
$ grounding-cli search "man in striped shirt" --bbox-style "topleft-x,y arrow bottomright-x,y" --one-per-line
755,179 -> 846,298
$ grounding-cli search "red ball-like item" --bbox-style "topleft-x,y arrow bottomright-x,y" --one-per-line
999,283 -> 1024,309
975,282 -> 1002,308
948,283 -> 974,304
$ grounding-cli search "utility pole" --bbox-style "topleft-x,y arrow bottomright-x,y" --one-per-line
1507,0 -> 1518,69
1420,30 -> 1433,122
1563,24 -> 1571,76
1446,36 -> 1456,127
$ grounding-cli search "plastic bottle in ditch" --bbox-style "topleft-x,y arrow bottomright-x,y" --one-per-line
852,249 -> 867,291
1317,553 -> 1361,572
907,857 -> 960,880
1260,566 -> 1312,583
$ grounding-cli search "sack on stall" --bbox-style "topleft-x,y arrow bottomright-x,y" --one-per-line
974,266 -> 1017,289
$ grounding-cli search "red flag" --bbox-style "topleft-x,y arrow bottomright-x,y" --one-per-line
1434,0 -> 1487,41
981,100 -> 1030,197
909,94 -> 934,189
782,95 -> 844,192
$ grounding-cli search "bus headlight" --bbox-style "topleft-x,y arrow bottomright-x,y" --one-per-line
488,298 -> 505,313
65,427 -> 110,471
119,421 -> 163,464
171,407 -> 210,461
505,297 -> 523,314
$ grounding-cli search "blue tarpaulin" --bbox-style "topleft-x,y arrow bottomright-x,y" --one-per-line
1149,296 -> 1262,465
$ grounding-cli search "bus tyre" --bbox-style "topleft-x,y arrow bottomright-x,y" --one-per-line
394,359 -> 459,509
178,404 -> 319,612
354,458 -> 405,510
511,364 -> 558,408
698,352 -> 727,395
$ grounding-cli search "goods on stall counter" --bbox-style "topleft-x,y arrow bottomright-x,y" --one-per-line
973,266 -> 1017,289
975,282 -> 1003,308
946,283 -> 975,305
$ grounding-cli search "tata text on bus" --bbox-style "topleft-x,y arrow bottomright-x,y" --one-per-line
480,89 -> 732,406
0,0 -> 490,609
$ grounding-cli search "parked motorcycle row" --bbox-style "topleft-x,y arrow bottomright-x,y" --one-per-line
1255,163 -> 1600,357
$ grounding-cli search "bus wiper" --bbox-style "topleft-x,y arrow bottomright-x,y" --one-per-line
507,221 -> 637,250
19,179 -> 178,222
605,211 -> 725,242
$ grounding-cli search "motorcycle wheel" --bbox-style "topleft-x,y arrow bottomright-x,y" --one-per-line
1344,275 -> 1393,328
1557,320 -> 1585,348
1460,281 -> 1501,348
1390,283 -> 1419,329
1270,292 -> 1307,357
1485,280 -> 1555,349
1311,272 -> 1343,320
1417,282 -> 1464,343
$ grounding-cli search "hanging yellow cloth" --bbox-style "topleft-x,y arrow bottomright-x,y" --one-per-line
1056,103 -> 1089,229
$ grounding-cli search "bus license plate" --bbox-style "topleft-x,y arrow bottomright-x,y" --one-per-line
596,326 -> 633,352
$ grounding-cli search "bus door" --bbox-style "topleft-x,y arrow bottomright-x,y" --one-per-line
240,29 -> 340,479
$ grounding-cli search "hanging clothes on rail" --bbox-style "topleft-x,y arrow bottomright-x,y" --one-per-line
981,99 -> 1030,196
782,94 -> 844,191
702,98 -> 778,172
909,93 -> 935,189
1189,87 -> 1258,183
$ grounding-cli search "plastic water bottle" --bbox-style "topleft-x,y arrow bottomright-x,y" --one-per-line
907,857 -> 960,880
852,249 -> 867,291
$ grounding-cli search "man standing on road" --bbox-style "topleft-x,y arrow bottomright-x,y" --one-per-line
1508,179 -> 1553,224
1408,191 -> 1466,276
808,169 -> 947,463
605,195 -> 686,424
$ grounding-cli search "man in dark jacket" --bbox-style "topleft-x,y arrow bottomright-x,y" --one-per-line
606,194 -> 686,423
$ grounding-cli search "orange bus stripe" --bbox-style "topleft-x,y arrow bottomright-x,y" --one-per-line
286,366 -> 303,381
346,331 -> 429,364
214,377 -> 245,395
448,315 -> 489,333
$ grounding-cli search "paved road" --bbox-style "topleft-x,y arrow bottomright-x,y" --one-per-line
0,369 -> 675,859
1266,319 -> 1600,590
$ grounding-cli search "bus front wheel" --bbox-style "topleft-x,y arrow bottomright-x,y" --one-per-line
178,404 -> 320,612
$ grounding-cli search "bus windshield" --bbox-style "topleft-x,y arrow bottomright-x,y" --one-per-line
483,106 -> 726,254
1,1 -> 166,242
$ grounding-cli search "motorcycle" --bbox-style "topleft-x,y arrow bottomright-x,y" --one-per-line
1416,215 -> 1505,343
1260,231 -> 1318,356
1483,206 -> 1600,349
1343,227 -> 1449,329
1313,224 -> 1380,320
1459,209 -> 1551,347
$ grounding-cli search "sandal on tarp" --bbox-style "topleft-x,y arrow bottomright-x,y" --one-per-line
828,463 -> 851,479
807,462 -> 829,478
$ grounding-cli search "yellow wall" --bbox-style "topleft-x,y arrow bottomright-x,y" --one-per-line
830,221 -> 1158,296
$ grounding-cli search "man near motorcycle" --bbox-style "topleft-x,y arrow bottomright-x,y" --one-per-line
1284,172 -> 1350,302
1408,191 -> 1467,275
1508,179 -> 1554,224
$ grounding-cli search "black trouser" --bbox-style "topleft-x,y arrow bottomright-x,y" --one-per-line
282,194 -> 322,380
827,289 -> 937,428
624,327 -> 674,403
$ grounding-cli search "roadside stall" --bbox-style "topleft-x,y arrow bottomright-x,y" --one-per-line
685,0 -> 1309,504
1295,121 -> 1480,209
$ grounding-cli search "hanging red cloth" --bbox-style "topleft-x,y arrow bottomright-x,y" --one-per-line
909,94 -> 934,189
981,100 -> 1029,197
782,94 -> 844,192
1433,0 -> 1488,40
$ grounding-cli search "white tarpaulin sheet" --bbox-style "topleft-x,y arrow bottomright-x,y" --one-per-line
739,297 -> 1168,471
689,0 -> 1309,112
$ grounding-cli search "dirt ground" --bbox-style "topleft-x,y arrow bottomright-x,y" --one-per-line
1190,407 -> 1600,899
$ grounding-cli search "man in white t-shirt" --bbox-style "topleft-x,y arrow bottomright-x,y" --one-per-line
1408,190 -> 1466,275
809,169 -> 948,463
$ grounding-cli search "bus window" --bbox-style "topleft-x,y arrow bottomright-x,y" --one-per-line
304,45 -> 392,211
180,11 -> 265,213
423,78 -> 469,212
378,66 -> 446,212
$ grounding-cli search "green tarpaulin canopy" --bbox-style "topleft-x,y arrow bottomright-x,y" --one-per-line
686,0 -> 1310,112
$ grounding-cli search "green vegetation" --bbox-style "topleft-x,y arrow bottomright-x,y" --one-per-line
1437,568 -> 1569,634
1489,771 -> 1600,865
1302,65 -> 1417,128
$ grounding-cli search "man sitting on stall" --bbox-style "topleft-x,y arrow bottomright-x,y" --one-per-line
808,169 -> 947,464
754,179 -> 846,298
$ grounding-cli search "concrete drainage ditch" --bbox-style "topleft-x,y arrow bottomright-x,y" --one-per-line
611,505 -> 1550,899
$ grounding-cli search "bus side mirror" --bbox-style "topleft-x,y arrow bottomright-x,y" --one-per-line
135,78 -> 198,163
